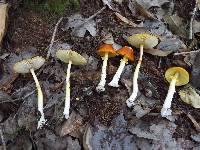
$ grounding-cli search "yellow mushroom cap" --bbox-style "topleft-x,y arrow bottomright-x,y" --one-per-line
56,49 -> 87,65
13,56 -> 45,74
127,33 -> 158,49
165,67 -> 189,86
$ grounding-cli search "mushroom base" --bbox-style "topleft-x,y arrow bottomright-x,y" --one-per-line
108,57 -> 128,88
96,53 -> 108,92
161,73 -> 179,117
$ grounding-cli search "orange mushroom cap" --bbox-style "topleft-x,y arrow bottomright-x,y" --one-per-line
98,44 -> 116,57
117,46 -> 134,61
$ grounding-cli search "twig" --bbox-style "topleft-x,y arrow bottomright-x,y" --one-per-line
0,128 -> 6,150
189,0 -> 197,40
173,49 -> 200,55
187,113 -> 200,132
73,6 -> 107,31
46,17 -> 63,59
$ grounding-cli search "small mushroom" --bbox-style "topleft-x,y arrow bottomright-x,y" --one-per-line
96,44 -> 116,92
126,33 -> 158,107
56,49 -> 87,119
13,56 -> 45,129
161,67 -> 189,117
108,46 -> 134,87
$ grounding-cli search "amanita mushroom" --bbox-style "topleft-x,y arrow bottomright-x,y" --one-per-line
108,46 -> 134,87
126,33 -> 158,107
96,44 -> 116,92
161,67 -> 189,117
56,49 -> 87,119
13,56 -> 45,129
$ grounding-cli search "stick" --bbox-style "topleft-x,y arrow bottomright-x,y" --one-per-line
189,0 -> 197,40
173,49 -> 200,55
187,113 -> 200,132
0,128 -> 6,150
46,17 -> 63,59
73,6 -> 106,31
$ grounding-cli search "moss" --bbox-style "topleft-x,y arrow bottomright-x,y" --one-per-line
23,0 -> 80,15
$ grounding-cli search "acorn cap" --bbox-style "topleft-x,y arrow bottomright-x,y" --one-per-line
117,46 -> 134,61
165,67 -> 189,86
56,49 -> 87,65
98,44 -> 116,57
13,56 -> 45,74
127,33 -> 158,49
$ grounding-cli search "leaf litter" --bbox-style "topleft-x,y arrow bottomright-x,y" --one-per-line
1,0 -> 200,149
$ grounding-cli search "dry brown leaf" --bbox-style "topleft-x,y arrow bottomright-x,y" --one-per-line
144,48 -> 172,56
135,1 -> 156,20
57,111 -> 83,137
0,3 -> 8,44
115,12 -> 137,27
83,124 -> 93,150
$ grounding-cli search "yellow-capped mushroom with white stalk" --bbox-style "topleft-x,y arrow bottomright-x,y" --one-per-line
126,33 -> 158,107
56,49 -> 87,119
161,67 -> 189,117
13,56 -> 45,129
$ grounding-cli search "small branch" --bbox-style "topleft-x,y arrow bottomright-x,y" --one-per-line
0,128 -> 6,150
46,17 -> 63,59
189,1 -> 197,40
173,49 -> 200,55
187,113 -> 200,132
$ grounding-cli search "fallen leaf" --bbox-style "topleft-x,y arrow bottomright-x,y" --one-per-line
136,0 -> 169,9
179,85 -> 200,108
164,15 -> 187,38
191,134 -> 200,142
157,38 -> 185,52
129,120 -> 180,149
57,111 -> 83,137
66,14 -> 97,37
0,3 -> 8,44
83,124 -> 93,150
193,20 -> 200,34
135,1 -> 156,20
144,48 -> 172,56
115,12 -> 137,27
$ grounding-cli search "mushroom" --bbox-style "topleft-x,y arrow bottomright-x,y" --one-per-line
96,44 -> 116,92
56,49 -> 87,119
161,67 -> 189,117
126,33 -> 158,107
13,56 -> 45,129
108,46 -> 134,87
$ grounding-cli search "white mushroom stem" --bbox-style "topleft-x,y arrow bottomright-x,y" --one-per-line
108,57 -> 128,87
96,52 -> 108,92
126,45 -> 143,107
63,60 -> 72,119
161,73 -> 179,117
30,68 -> 46,129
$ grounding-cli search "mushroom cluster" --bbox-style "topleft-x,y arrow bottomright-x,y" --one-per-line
12,32 -> 191,129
